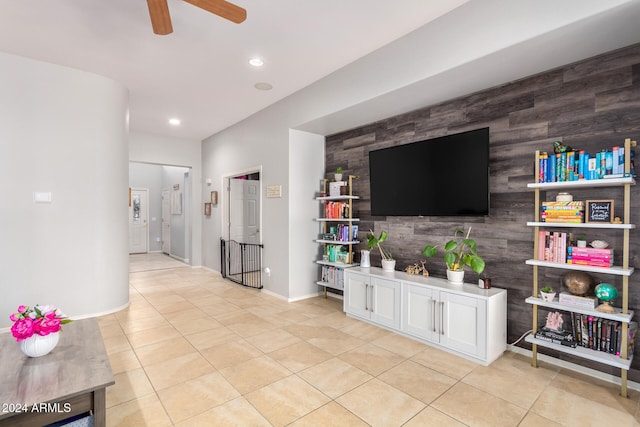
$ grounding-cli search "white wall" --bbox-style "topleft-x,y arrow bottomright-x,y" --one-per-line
0,52 -> 129,327
129,131 -> 202,266
289,130 -> 325,301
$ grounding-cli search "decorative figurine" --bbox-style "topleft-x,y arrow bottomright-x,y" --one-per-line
545,311 -> 564,332
553,140 -> 573,154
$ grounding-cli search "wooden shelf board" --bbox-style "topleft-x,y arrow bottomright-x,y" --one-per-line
316,195 -> 360,200
525,335 -> 632,370
527,177 -> 635,190
525,259 -> 634,276
525,297 -> 634,322
527,222 -> 635,229
316,261 -> 360,268
316,281 -> 343,291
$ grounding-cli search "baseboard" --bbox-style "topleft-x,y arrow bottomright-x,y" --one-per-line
507,344 -> 640,392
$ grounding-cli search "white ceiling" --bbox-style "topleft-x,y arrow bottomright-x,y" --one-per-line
0,0 -> 639,142
0,0 -> 469,140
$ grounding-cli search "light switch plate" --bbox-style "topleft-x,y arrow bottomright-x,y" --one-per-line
33,192 -> 52,203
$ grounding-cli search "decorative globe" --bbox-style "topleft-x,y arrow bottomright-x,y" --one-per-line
594,283 -> 618,302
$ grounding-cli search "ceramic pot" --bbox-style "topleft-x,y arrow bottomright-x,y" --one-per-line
381,259 -> 396,272
540,291 -> 556,302
446,269 -> 465,285
19,332 -> 60,357
334,173 -> 343,182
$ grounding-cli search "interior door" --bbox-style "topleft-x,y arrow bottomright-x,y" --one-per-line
129,188 -> 148,254
243,180 -> 260,243
229,178 -> 261,243
161,188 -> 171,254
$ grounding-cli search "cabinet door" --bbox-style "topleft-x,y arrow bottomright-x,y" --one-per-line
370,277 -> 401,329
344,272 -> 370,319
440,292 -> 486,358
402,283 -> 439,342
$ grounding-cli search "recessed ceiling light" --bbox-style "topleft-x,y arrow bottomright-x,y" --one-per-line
254,82 -> 273,91
249,58 -> 264,67
169,118 -> 181,126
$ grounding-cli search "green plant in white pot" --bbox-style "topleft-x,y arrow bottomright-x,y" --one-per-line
422,226 -> 485,284
334,166 -> 343,182
366,229 -> 395,271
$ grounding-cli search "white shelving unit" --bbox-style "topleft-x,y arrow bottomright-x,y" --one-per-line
315,175 -> 359,294
526,138 -> 636,397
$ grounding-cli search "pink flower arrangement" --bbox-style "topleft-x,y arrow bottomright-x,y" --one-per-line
9,305 -> 72,342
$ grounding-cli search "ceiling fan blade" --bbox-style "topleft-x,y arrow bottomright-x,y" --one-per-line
183,0 -> 247,24
147,0 -> 173,35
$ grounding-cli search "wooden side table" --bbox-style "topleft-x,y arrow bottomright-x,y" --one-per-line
0,318 -> 115,427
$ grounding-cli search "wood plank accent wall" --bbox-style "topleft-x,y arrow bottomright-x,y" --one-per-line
325,43 -> 640,380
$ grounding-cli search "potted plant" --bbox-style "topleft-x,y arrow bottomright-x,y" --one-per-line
422,226 -> 485,284
366,229 -> 395,271
540,286 -> 556,302
334,166 -> 343,182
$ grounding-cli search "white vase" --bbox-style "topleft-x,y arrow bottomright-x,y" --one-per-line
19,332 -> 60,357
334,173 -> 343,182
381,259 -> 396,272
360,250 -> 370,268
446,269 -> 465,285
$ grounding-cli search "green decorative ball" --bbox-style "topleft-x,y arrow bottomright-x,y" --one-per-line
594,283 -> 618,302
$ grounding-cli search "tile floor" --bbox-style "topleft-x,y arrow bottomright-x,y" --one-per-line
99,255 -> 640,426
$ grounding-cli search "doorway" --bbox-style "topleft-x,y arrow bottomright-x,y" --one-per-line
129,188 -> 148,253
221,170 -> 263,288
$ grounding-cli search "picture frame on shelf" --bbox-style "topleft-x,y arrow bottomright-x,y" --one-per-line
586,199 -> 614,223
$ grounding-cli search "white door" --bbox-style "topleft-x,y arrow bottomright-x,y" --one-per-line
344,272 -> 370,319
229,178 -> 261,243
370,277 -> 401,329
402,283 -> 439,342
440,292 -> 486,358
161,188 -> 171,254
129,188 -> 148,254
243,180 -> 260,244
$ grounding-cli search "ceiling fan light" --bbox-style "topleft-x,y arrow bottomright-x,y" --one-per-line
169,118 -> 181,126
249,58 -> 264,67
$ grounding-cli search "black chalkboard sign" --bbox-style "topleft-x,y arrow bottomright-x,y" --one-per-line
586,200 -> 614,223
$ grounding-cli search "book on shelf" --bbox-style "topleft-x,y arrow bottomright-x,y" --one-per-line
538,144 -> 635,183
535,329 -> 577,347
537,231 -> 568,263
566,246 -> 614,267
558,292 -> 597,309
320,265 -> 345,288
323,201 -> 350,219
569,313 -> 636,357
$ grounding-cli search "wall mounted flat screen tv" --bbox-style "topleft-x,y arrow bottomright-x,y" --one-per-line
368,127 -> 489,216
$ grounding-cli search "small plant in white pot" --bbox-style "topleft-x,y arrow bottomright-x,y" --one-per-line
334,166 -> 343,182
540,286 -> 556,302
366,229 -> 395,271
422,226 -> 485,284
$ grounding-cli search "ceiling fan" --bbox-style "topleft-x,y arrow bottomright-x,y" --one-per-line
147,0 -> 246,35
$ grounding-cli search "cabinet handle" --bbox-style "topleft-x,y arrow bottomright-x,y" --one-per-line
432,300 -> 436,332
364,284 -> 368,311
440,301 -> 445,335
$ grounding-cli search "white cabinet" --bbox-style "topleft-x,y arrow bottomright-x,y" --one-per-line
403,283 -> 487,361
345,268 -> 506,365
344,272 -> 401,329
